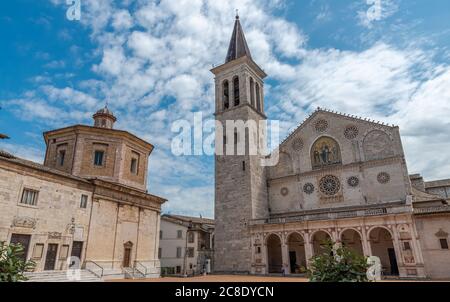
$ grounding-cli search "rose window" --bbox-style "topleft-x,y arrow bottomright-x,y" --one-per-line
303,183 -> 315,195
344,126 -> 359,140
377,172 -> 391,184
280,187 -> 289,196
315,119 -> 329,133
347,176 -> 360,187
292,138 -> 304,152
319,175 -> 341,196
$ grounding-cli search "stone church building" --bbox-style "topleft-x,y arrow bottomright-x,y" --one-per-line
213,16 -> 450,279
0,107 -> 166,279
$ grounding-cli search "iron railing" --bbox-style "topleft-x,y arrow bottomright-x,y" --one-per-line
85,261 -> 104,278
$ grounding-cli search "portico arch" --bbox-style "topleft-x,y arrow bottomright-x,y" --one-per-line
311,230 -> 332,256
287,232 -> 307,273
340,229 -> 364,256
266,234 -> 283,274
369,227 -> 399,276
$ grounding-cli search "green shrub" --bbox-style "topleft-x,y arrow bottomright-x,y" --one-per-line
307,240 -> 370,282
0,244 -> 36,282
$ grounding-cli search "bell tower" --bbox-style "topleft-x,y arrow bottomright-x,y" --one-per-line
211,15 -> 269,274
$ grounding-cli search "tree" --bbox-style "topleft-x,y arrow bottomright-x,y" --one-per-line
307,240 -> 370,282
0,244 -> 36,282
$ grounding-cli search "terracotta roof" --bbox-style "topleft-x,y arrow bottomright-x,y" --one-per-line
163,214 -> 215,226
0,150 -> 90,183
412,187 -> 446,204
225,15 -> 252,63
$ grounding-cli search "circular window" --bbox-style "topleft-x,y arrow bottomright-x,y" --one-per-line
303,183 -> 315,195
344,126 -> 359,140
292,138 -> 304,152
319,175 -> 341,196
315,119 -> 329,133
281,187 -> 289,196
377,172 -> 391,184
347,176 -> 360,187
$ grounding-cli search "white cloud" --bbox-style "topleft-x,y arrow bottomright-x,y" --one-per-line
5,0 -> 450,217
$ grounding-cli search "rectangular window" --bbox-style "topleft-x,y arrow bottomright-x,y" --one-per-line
32,244 -> 44,259
176,266 -> 181,274
80,195 -> 88,209
158,248 -> 162,259
130,158 -> 138,174
187,247 -> 194,258
188,232 -> 194,243
176,247 -> 182,258
403,242 -> 411,251
20,188 -> 39,206
59,245 -> 69,260
160,230 -> 163,239
94,150 -> 105,166
440,239 -> 449,250
177,230 -> 183,239
58,150 -> 66,166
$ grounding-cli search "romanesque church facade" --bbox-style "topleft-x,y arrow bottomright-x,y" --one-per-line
213,16 -> 450,279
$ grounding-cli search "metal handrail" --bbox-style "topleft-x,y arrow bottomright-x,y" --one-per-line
85,261 -> 104,278
134,261 -> 147,277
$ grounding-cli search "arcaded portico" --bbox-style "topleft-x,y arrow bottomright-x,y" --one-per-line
250,212 -> 426,278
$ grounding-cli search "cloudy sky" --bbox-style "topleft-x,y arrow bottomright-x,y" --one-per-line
1,0 -> 450,218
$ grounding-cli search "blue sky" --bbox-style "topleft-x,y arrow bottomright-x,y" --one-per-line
1,0 -> 450,218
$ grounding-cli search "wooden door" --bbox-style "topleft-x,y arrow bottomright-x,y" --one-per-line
123,247 -> 132,268
10,234 -> 31,262
44,244 -> 58,271
387,248 -> 399,276
70,241 -> 83,269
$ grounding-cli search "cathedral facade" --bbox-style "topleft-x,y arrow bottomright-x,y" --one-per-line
213,16 -> 450,279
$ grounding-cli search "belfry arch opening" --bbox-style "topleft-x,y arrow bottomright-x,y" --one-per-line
223,80 -> 230,110
287,233 -> 307,273
266,234 -> 282,274
369,228 -> 399,276
233,76 -> 240,106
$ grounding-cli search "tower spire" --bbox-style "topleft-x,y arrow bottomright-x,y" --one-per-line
225,14 -> 252,63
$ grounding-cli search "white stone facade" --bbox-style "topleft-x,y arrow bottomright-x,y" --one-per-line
213,17 -> 450,279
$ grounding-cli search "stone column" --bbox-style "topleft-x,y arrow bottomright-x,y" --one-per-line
361,228 -> 372,257
391,226 -> 406,278
262,241 -> 268,275
304,233 -> 314,269
281,239 -> 290,275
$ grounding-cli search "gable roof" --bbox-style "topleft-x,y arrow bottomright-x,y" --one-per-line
278,107 -> 398,148
162,214 -> 215,226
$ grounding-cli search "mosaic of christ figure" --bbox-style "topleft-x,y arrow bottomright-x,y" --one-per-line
311,137 -> 342,168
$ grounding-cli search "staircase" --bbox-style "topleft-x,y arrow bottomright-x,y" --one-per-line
123,267 -> 145,280
25,270 -> 103,282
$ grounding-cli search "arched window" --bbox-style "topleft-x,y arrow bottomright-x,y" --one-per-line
256,83 -> 261,112
223,80 -> 230,110
311,136 -> 342,169
250,78 -> 255,107
233,76 -> 240,106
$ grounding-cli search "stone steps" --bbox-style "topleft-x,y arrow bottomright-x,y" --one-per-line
25,270 -> 103,282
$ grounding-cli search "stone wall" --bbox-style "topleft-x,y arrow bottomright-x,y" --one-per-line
415,214 -> 450,279
268,111 -> 411,214
0,163 -> 92,271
